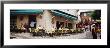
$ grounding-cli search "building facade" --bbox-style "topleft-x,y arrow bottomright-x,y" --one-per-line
10,9 -> 80,33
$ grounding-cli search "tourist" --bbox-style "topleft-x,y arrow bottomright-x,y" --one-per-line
91,25 -> 97,39
30,21 -> 36,28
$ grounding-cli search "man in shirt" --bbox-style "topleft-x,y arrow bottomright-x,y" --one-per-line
30,21 -> 36,28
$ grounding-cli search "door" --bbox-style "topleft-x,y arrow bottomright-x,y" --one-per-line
29,15 -> 36,28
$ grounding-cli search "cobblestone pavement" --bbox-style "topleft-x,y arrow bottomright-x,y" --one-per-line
10,31 -> 100,39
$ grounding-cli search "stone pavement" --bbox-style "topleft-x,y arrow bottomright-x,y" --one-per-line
10,31 -> 100,39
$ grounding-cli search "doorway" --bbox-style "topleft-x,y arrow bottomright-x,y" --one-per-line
29,15 -> 36,28
56,21 -> 60,29
56,21 -> 64,29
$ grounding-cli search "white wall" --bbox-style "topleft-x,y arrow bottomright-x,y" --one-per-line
36,10 -> 53,33
36,15 -> 43,28
36,10 -> 77,33
16,15 -> 29,29
58,9 -> 78,16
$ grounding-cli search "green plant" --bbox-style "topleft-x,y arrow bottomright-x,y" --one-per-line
91,10 -> 101,20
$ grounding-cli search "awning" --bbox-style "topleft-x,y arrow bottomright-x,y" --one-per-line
51,10 -> 78,20
10,9 -> 43,15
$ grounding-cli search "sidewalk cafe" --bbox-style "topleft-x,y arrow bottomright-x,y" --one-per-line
10,9 -> 84,37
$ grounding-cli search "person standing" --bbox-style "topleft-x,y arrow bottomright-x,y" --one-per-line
91,25 -> 97,39
30,21 -> 36,28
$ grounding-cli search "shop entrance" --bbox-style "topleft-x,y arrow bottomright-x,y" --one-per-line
56,21 -> 60,29
56,21 -> 64,29
29,15 -> 36,28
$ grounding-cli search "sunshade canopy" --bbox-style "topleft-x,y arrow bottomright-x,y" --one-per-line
51,10 -> 78,20
10,9 -> 43,15
10,9 -> 78,20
